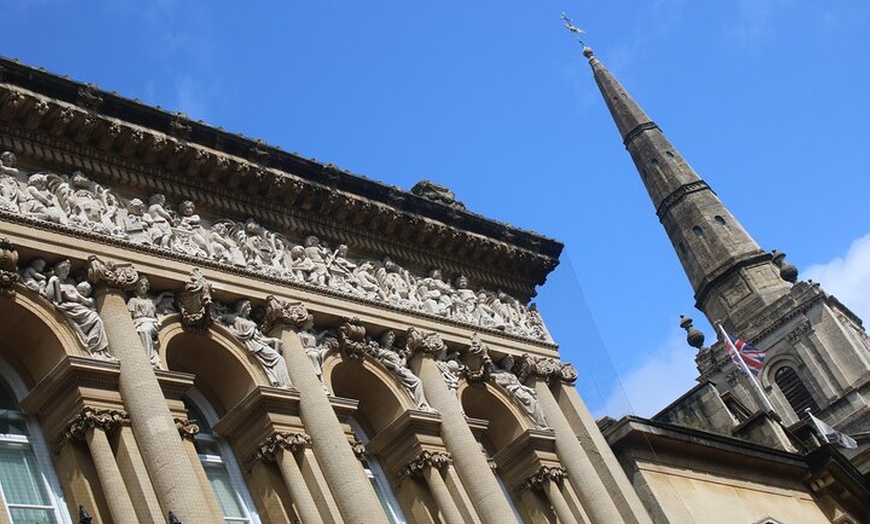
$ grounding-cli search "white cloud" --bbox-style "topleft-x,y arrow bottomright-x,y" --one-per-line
601,327 -> 699,418
804,233 -> 870,322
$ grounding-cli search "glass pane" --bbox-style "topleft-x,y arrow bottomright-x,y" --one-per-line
0,415 -> 28,436
8,506 -> 58,524
204,463 -> 248,521
0,445 -> 53,508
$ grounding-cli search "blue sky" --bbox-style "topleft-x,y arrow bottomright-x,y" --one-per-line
3,1 -> 868,417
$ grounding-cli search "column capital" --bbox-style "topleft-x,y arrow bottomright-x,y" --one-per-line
60,406 -> 130,444
86,255 -> 139,291
174,418 -> 200,441
252,431 -> 312,463
348,438 -> 367,461
0,237 -> 19,298
399,450 -> 453,479
517,353 -> 577,385
520,465 -> 568,492
405,326 -> 448,357
261,294 -> 310,333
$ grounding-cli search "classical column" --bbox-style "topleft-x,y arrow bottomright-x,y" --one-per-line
521,466 -> 576,524
87,256 -> 214,523
521,357 -> 634,524
400,451 -> 465,524
62,407 -> 139,524
252,432 -> 321,524
406,329 -> 518,524
176,418 -> 226,522
264,296 -> 389,524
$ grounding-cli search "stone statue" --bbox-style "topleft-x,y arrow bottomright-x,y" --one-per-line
172,200 -> 210,258
302,236 -> 329,286
490,355 -> 547,428
0,151 -> 21,212
371,330 -> 432,411
19,173 -> 65,223
124,198 -> 150,244
146,193 -> 174,247
416,269 -> 453,315
45,259 -> 112,360
222,299 -> 292,388
297,315 -> 331,393
21,258 -> 48,294
435,351 -> 464,399
127,276 -> 171,368
207,221 -> 247,266
326,243 -> 356,292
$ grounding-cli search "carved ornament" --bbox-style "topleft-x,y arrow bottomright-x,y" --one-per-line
462,333 -> 493,383
252,432 -> 311,463
349,438 -> 367,461
0,237 -> 19,297
86,255 -> 139,291
61,406 -> 129,443
174,418 -> 200,441
176,268 -> 212,332
520,466 -> 568,492
261,294 -> 310,333
398,450 -> 453,480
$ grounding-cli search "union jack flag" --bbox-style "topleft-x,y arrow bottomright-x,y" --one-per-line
723,331 -> 765,377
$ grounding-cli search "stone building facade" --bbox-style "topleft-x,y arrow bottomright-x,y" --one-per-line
0,57 -> 656,523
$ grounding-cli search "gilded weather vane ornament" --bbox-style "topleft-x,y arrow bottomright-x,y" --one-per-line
561,12 -> 586,46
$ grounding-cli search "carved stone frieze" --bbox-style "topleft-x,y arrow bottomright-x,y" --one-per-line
251,432 -> 312,463
176,268 -> 212,332
398,450 -> 453,480
785,321 -> 812,344
0,147 -> 555,343
0,237 -> 19,297
174,418 -> 200,441
61,406 -> 130,443
87,255 -> 139,291
520,466 -> 568,492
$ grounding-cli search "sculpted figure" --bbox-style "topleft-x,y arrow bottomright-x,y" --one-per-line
146,193 -> 175,247
353,261 -> 381,298
435,351 -> 464,399
326,243 -> 356,292
21,258 -> 48,295
490,355 -> 547,428
287,245 -> 314,281
172,200 -> 210,257
451,275 -> 476,319
297,315 -> 330,393
375,257 -> 413,305
471,291 -> 505,329
19,173 -> 65,223
126,276 -> 172,368
206,222 -> 246,266
0,151 -> 21,212
371,330 -> 432,411
302,236 -> 329,286
416,269 -> 453,315
124,198 -> 150,244
223,299 -> 292,388
45,260 -> 112,360
99,191 -> 124,236
67,171 -> 105,229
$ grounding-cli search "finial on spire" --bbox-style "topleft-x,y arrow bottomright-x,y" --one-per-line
561,13 -> 594,58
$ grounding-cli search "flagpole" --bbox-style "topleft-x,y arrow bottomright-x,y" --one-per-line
717,323 -> 776,413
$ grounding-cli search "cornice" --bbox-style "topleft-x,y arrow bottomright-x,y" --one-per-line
0,58 -> 562,297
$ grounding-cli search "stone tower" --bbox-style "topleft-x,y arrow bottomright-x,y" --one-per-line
583,46 -> 870,473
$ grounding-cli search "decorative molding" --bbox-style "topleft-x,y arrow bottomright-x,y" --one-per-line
462,332 -> 492,383
785,321 -> 812,344
520,466 -> 568,492
622,121 -> 660,147
398,450 -> 453,480
349,438 -> 367,461
251,432 -> 312,463
655,181 -> 711,220
261,294 -> 309,333
515,353 -> 578,385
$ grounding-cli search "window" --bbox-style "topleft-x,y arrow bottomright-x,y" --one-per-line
184,392 -> 260,524
349,418 -> 406,524
774,366 -> 819,415
0,371 -> 70,524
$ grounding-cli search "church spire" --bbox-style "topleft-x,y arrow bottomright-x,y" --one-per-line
582,46 -> 793,332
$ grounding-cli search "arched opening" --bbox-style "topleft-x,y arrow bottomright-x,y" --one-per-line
774,366 -> 819,415
0,359 -> 71,524
162,320 -> 266,416
461,383 -> 530,522
183,389 -> 261,524
329,358 -> 410,523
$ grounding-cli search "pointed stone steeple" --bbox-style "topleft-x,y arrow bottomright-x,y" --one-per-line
583,47 -> 792,332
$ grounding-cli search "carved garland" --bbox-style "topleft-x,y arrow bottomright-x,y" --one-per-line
60,406 -> 130,445
398,450 -> 453,480
520,466 -> 568,492
251,432 -> 312,463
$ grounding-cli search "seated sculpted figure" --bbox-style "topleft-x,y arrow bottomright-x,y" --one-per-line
223,299 -> 292,388
370,330 -> 432,411
45,260 -> 113,360
490,354 -> 547,428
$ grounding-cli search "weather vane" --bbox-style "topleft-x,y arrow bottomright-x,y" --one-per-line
561,12 -> 586,47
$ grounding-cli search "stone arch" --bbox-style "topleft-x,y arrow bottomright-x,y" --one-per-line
159,316 -> 269,417
459,380 -> 531,452
0,289 -> 85,387
324,354 -> 411,434
763,354 -> 820,418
